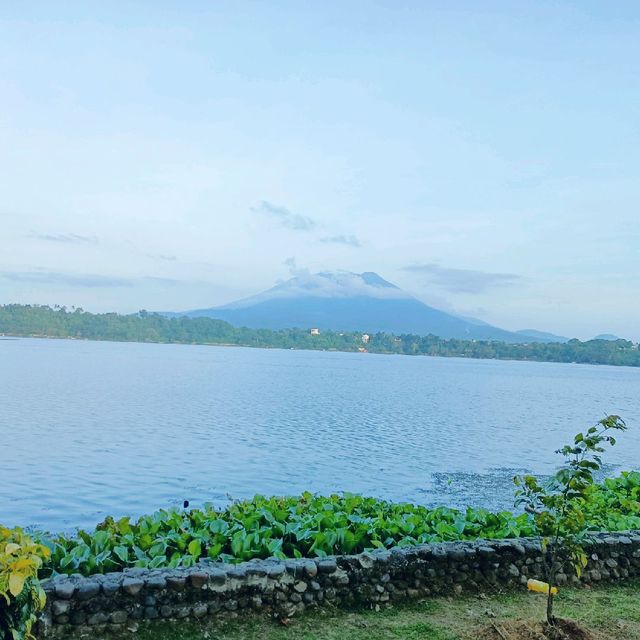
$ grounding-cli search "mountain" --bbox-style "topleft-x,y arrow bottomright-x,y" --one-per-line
516,329 -> 569,343
592,333 -> 620,341
169,271 -> 553,343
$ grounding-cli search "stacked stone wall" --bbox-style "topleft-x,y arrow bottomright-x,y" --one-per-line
39,531 -> 640,637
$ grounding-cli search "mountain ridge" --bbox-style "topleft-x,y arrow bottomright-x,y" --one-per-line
168,271 -> 565,344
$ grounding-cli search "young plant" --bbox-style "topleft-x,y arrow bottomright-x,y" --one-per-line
514,414 -> 627,625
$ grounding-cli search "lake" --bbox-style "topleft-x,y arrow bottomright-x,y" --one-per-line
2,337 -> 639,532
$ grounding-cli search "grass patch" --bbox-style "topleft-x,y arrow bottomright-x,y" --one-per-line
132,582 -> 640,640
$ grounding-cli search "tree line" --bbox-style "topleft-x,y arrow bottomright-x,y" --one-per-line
1,304 -> 638,367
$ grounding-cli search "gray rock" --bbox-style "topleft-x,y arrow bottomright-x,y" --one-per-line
285,560 -> 301,574
101,580 -> 121,596
52,600 -> 71,616
144,606 -> 159,619
146,575 -> 167,590
129,606 -> 144,620
110,611 -> 129,624
317,559 -> 337,574
227,566 -> 248,579
122,577 -> 144,596
70,611 -> 87,626
333,572 -> 349,585
251,596 -> 263,608
87,612 -> 109,626
189,571 -> 209,589
293,580 -> 308,593
166,575 -> 187,590
54,582 -> 76,600
267,565 -> 285,578
358,554 -> 374,569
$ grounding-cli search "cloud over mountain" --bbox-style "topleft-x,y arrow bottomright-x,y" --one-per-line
0,270 -> 179,288
319,234 -> 361,247
252,201 -> 316,231
28,231 -> 98,244
402,263 -> 521,294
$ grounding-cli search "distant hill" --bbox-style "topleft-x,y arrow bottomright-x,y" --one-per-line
592,334 -> 621,341
516,329 -> 569,343
168,271 -> 556,343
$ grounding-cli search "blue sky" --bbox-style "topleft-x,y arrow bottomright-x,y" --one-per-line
1,2 -> 639,339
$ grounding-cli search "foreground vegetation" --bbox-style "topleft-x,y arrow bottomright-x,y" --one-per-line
2,418 -> 638,637
135,581 -> 640,640
2,304 -> 639,367
0,526 -> 49,640
31,471 -> 640,579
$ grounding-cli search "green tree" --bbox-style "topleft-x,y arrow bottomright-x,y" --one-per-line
514,415 -> 627,626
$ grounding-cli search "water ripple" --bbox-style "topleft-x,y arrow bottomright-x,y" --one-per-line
1,338 -> 639,532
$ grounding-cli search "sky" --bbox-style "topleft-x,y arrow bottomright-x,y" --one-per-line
1,1 -> 639,340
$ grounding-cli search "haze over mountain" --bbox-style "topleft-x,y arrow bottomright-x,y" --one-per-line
515,329 -> 570,343
169,272 -> 564,343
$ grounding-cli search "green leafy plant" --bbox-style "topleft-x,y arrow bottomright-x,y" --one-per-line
38,495 -> 539,577
0,526 -> 49,640
33,468 -> 640,581
514,415 -> 628,626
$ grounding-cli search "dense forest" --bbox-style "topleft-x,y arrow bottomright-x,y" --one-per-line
1,304 -> 638,367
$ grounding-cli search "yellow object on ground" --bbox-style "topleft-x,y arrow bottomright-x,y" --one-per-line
527,579 -> 558,595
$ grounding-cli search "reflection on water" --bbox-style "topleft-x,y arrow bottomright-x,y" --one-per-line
1,338 -> 639,532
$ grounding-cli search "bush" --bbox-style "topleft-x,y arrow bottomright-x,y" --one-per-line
0,526 -> 49,640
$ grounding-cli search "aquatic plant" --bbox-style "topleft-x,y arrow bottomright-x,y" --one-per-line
38,496 -> 536,576
36,467 -> 640,579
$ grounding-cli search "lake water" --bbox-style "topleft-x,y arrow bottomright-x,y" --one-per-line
2,337 -> 639,532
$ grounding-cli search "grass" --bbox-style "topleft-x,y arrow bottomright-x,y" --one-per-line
133,582 -> 640,640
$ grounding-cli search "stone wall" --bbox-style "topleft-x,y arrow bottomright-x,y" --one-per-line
38,531 -> 640,637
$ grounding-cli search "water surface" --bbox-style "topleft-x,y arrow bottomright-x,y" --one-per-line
1,338 -> 639,531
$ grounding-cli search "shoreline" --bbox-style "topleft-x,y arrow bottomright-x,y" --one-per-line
3,332 -> 640,370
